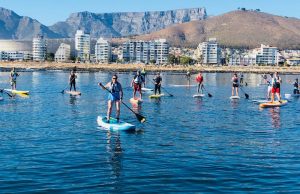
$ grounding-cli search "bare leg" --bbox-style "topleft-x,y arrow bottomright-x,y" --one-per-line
107,100 -> 113,121
236,87 -> 239,96
232,87 -> 234,96
277,93 -> 281,101
116,101 -> 121,121
139,90 -> 142,99
271,93 -> 275,103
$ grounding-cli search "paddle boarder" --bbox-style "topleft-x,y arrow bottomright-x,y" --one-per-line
186,70 -> 191,85
267,73 -> 273,99
196,72 -> 204,94
293,78 -> 299,94
10,67 -> 19,90
271,72 -> 282,103
232,73 -> 239,96
240,73 -> 244,84
153,72 -> 162,95
131,70 -> 144,100
141,68 -> 147,87
69,70 -> 77,92
99,75 -> 123,123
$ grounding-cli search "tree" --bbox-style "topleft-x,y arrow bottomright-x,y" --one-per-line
180,56 -> 193,65
150,59 -> 156,64
168,54 -> 176,64
46,53 -> 55,61
241,8 -> 246,11
255,9 -> 261,12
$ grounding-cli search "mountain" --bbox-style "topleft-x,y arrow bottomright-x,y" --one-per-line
136,10 -> 300,49
49,8 -> 207,38
0,7 -> 62,40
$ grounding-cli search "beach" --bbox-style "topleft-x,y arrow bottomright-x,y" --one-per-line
1,61 -> 300,74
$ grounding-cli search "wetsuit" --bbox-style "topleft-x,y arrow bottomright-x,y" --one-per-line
154,76 -> 162,95
196,75 -> 204,93
293,81 -> 299,94
240,74 -> 244,84
70,73 -> 76,91
108,82 -> 122,102
141,70 -> 146,86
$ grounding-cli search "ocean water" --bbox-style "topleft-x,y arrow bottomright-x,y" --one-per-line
1,71 -> 300,193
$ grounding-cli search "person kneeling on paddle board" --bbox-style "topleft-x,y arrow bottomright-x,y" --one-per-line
99,75 -> 123,123
131,70 -> 144,100
10,67 -> 19,90
69,70 -> 77,91
153,72 -> 162,95
196,72 -> 204,94
293,78 -> 299,94
232,73 -> 239,96
271,72 -> 282,103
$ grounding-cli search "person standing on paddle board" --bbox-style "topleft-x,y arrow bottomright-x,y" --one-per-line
131,70 -> 144,100
292,78 -> 299,94
99,75 -> 123,123
141,68 -> 147,87
271,72 -> 282,103
232,73 -> 239,96
153,72 -> 162,95
186,70 -> 191,85
69,70 -> 77,91
196,72 -> 204,94
240,73 -> 244,84
266,73 -> 273,99
10,67 -> 19,90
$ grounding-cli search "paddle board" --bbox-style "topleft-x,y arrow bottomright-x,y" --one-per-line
142,88 -> 153,92
4,89 -> 29,95
230,96 -> 240,99
97,116 -> 136,131
259,100 -> 288,108
285,93 -> 300,98
65,91 -> 81,96
149,94 -> 165,98
130,98 -> 143,105
193,94 -> 205,98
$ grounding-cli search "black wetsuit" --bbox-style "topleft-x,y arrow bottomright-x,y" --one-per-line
294,81 -> 299,94
154,76 -> 162,95
70,74 -> 76,91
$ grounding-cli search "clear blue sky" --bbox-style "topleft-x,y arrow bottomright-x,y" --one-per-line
0,0 -> 299,25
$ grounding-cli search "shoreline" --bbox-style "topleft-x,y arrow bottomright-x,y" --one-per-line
1,62 -> 300,74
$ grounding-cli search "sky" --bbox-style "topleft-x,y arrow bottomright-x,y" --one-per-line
0,0 -> 299,26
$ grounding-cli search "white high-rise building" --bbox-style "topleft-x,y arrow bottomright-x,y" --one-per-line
122,39 -> 169,64
256,44 -> 278,65
55,43 -> 71,62
32,35 -> 47,61
75,30 -> 90,62
196,38 -> 221,64
95,37 -> 111,63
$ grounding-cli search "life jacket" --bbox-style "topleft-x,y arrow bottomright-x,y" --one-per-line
294,82 -> 299,89
233,77 -> 238,83
133,75 -> 144,84
110,82 -> 122,93
11,72 -> 18,81
272,77 -> 280,88
196,75 -> 203,83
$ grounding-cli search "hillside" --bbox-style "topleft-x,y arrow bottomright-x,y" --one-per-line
137,10 -> 300,49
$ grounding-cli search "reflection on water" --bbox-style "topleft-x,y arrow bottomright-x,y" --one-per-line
269,108 -> 281,129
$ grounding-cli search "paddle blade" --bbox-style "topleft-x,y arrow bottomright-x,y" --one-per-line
208,93 -> 213,97
245,93 -> 249,99
169,94 -> 174,97
61,90 -> 65,94
136,113 -> 146,123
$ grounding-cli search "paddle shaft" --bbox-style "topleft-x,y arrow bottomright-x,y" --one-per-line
61,76 -> 76,93
239,86 -> 249,99
0,89 -> 13,97
202,85 -> 213,97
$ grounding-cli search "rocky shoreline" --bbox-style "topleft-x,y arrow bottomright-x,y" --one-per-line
1,62 -> 300,74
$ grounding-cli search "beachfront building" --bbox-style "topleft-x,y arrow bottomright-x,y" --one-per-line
287,58 -> 300,66
32,35 -> 47,62
95,37 -> 111,63
122,39 -> 168,64
195,38 -> 221,64
75,30 -> 90,62
55,43 -> 71,62
0,40 -> 32,61
255,44 -> 278,65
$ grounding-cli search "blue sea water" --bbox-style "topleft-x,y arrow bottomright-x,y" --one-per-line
1,71 -> 300,193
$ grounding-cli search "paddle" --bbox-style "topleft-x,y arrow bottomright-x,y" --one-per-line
239,86 -> 249,99
147,77 -> 173,97
99,83 -> 146,123
60,77 -> 75,94
0,89 -> 13,97
202,85 -> 213,97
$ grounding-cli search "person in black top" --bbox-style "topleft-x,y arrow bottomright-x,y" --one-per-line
69,70 -> 77,91
293,78 -> 299,94
153,72 -> 162,95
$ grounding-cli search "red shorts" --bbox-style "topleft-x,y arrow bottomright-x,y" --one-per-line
271,88 -> 280,93
134,83 -> 141,92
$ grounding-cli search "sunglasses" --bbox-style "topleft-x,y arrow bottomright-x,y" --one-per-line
112,77 -> 117,79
